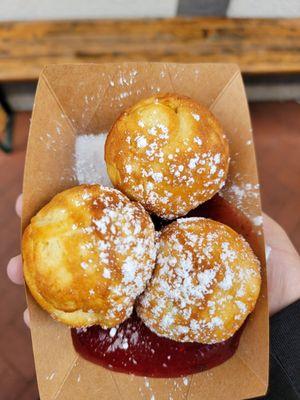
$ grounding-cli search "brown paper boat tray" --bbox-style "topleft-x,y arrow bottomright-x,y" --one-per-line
22,62 -> 269,400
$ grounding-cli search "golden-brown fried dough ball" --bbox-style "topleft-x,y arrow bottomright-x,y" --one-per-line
22,185 -> 156,328
137,217 -> 261,344
105,94 -> 229,219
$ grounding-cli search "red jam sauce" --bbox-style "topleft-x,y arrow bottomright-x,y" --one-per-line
72,195 -> 258,377
72,311 -> 243,378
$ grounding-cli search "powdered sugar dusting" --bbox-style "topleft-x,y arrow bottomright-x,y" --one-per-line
138,217 -> 261,344
75,134 -> 112,187
66,185 -> 156,328
253,215 -> 263,226
220,178 -> 262,230
46,371 -> 56,381
106,94 -> 229,219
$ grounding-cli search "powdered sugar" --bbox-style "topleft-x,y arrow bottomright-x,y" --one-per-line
218,267 -> 234,290
136,136 -> 148,148
91,194 -> 156,311
253,215 -> 263,226
138,217 -> 261,344
106,95 -> 229,219
75,134 -> 112,187
235,300 -> 247,313
191,112 -> 200,121
103,268 -> 111,279
63,185 -> 156,328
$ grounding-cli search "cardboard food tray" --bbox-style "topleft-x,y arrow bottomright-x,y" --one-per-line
22,62 -> 269,400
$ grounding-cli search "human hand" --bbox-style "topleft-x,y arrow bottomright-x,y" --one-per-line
263,213 -> 300,315
6,195 -> 300,323
6,194 -> 30,326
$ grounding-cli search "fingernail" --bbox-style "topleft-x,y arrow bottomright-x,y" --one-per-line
7,255 -> 24,285
23,309 -> 30,327
15,194 -> 23,218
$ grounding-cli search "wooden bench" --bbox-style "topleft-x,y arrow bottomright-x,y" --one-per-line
1,17 -> 299,151
0,17 -> 300,82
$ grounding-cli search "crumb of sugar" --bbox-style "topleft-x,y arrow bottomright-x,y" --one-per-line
235,300 -> 247,313
109,327 -> 117,337
194,137 -> 202,146
144,378 -> 150,388
221,181 -> 260,219
183,377 -> 189,386
218,267 -> 234,290
236,287 -> 245,297
122,257 -> 139,284
191,112 -> 200,121
80,262 -> 89,270
102,267 -> 111,280
46,372 -> 55,381
253,215 -> 263,226
151,172 -> 163,183
208,316 -> 224,328
136,136 -> 148,148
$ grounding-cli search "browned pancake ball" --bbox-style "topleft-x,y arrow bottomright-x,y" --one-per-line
105,94 -> 229,219
22,185 -> 156,328
137,217 -> 261,344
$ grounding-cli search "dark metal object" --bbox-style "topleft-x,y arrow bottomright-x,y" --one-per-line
178,0 -> 230,16
0,86 -> 14,153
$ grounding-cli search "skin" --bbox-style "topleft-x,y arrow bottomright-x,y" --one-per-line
6,194 -> 300,326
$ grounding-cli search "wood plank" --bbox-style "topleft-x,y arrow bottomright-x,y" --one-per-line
0,17 -> 300,82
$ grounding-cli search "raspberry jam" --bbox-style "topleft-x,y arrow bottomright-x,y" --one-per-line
72,311 -> 243,377
72,195 -> 258,377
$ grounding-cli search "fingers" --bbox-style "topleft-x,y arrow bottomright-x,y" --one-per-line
263,211 -> 300,315
7,254 -> 24,285
23,308 -> 30,327
263,212 -> 285,238
7,255 -> 29,327
263,212 -> 299,257
10,195 -> 24,283
12,194 -> 29,327
15,193 -> 22,218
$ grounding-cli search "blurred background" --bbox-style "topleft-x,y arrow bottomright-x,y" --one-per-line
0,0 -> 300,399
